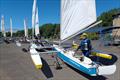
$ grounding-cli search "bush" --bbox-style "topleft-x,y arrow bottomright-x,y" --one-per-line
87,32 -> 99,40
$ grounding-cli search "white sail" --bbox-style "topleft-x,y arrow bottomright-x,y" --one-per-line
35,7 -> 40,36
10,17 -> 12,37
32,0 -> 37,37
61,0 -> 97,40
1,15 -> 6,37
24,19 -> 28,37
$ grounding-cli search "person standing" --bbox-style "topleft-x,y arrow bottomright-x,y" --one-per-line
76,33 -> 92,57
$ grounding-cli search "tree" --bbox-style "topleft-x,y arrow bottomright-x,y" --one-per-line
40,24 -> 60,39
97,8 -> 120,27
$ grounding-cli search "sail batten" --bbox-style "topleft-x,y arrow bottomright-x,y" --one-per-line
61,0 -> 97,40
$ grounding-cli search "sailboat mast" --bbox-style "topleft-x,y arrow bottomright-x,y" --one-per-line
10,17 -> 12,37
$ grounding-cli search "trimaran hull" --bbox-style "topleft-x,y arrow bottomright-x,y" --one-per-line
30,43 -> 42,69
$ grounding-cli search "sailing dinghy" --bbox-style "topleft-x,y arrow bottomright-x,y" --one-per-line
53,0 -> 116,76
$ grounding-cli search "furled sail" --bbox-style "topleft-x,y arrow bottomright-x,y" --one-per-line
32,0 -> 39,37
24,19 -> 28,37
35,7 -> 40,36
10,17 -> 12,37
1,15 -> 6,37
61,0 -> 97,40
32,0 -> 37,37
1,16 -> 2,34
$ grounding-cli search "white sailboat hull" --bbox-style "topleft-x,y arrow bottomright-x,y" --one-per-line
53,45 -> 116,76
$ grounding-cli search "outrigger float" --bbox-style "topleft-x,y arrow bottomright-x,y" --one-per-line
30,43 -> 43,69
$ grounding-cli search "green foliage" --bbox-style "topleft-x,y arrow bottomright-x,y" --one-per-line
0,32 -> 11,37
97,8 -> 120,27
28,29 -> 32,37
15,30 -> 24,37
40,24 -> 60,39
6,32 -> 11,37
87,32 -> 99,40
0,32 -> 3,37
11,24 -> 60,39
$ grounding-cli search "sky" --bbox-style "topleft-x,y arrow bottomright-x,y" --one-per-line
0,0 -> 120,31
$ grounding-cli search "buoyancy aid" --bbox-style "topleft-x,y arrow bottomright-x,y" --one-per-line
80,38 -> 92,51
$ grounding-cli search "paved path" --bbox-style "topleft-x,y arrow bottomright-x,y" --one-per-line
0,41 -> 120,80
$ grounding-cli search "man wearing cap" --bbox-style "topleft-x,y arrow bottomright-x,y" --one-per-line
76,33 -> 92,57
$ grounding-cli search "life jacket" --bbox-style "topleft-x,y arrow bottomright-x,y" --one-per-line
80,38 -> 92,51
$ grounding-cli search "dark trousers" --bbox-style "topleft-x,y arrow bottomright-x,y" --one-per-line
82,50 -> 91,57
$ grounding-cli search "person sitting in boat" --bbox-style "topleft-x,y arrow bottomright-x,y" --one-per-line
76,33 -> 92,57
